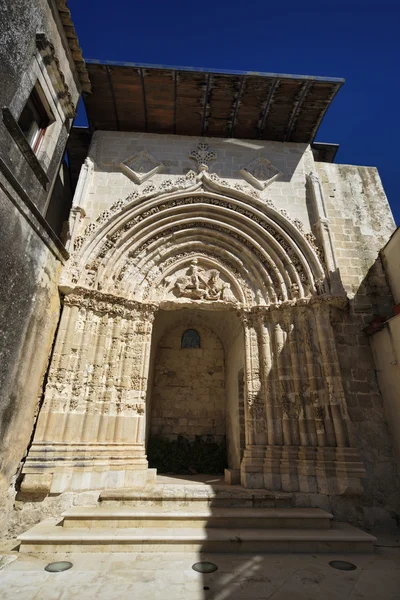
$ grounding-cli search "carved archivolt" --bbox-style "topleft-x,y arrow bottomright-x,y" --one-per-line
62,178 -> 329,309
73,169 -> 320,253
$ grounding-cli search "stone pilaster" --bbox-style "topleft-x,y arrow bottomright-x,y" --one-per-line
20,290 -> 157,496
239,300 -> 366,496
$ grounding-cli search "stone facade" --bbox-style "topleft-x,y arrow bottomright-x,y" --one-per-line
17,131 -> 399,529
0,0 -> 87,536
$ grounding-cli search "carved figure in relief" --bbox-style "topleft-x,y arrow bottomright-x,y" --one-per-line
165,259 -> 236,302
315,277 -> 328,295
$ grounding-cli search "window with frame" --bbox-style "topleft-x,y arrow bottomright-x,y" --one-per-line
181,329 -> 201,349
18,82 -> 54,153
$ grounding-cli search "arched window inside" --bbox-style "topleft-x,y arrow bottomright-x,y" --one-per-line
181,329 -> 200,349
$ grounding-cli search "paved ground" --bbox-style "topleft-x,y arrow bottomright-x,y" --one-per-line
0,530 -> 399,600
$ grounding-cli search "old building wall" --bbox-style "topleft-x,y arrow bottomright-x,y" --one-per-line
0,1 -> 85,535
317,163 -> 399,525
0,189 -> 62,535
370,315 -> 400,471
0,0 -> 82,215
150,324 -> 226,443
368,228 -> 400,482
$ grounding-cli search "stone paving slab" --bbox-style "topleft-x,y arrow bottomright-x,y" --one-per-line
1,543 -> 400,600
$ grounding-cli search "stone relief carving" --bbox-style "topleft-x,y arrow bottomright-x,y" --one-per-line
120,150 -> 165,184
113,197 -> 307,280
141,251 -> 253,304
63,288 -> 157,320
67,216 -> 328,307
189,142 -> 217,170
281,393 -> 303,418
240,156 -> 281,190
248,393 -> 267,432
163,259 -> 237,302
305,232 -> 325,262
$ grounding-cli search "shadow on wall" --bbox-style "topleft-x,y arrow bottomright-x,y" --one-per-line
333,255 -> 400,527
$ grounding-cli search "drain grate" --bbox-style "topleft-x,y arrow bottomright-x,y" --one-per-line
329,560 -> 357,571
192,562 -> 218,573
45,561 -> 73,573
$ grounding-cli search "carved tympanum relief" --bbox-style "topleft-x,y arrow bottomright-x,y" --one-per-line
240,156 -> 281,190
162,259 -> 238,303
120,150 -> 165,184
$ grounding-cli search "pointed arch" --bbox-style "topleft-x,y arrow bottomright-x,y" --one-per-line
62,184 -> 327,308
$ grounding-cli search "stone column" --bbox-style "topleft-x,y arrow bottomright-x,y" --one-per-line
307,171 -> 343,294
240,312 -> 268,488
239,300 -> 366,496
20,290 -> 157,496
312,302 -> 349,447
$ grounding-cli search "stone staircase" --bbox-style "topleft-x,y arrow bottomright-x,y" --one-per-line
18,483 -> 376,553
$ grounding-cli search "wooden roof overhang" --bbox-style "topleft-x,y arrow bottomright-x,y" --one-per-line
83,60 -> 344,143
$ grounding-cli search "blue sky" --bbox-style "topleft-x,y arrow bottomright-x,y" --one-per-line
69,0 -> 400,224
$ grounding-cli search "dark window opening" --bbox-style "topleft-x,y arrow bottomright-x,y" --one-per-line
45,156 -> 73,238
181,329 -> 200,348
18,83 -> 53,153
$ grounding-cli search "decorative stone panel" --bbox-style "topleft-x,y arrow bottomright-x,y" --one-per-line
120,150 -> 165,184
239,156 -> 282,190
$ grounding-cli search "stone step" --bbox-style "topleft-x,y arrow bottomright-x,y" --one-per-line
99,486 -> 295,508
62,506 -> 333,529
18,518 -> 376,554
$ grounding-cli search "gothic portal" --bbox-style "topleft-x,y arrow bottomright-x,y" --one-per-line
20,136 -> 370,500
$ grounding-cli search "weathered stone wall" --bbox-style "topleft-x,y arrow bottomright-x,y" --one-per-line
369,228 -> 400,480
0,0 -> 81,215
0,0 -> 82,535
0,194 -> 62,535
317,163 -> 399,526
370,315 -> 400,472
150,324 -> 226,443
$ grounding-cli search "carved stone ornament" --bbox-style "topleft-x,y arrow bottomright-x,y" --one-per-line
189,142 -> 217,171
120,150 -> 165,184
63,287 -> 157,321
162,259 -> 237,302
239,156 -> 281,190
